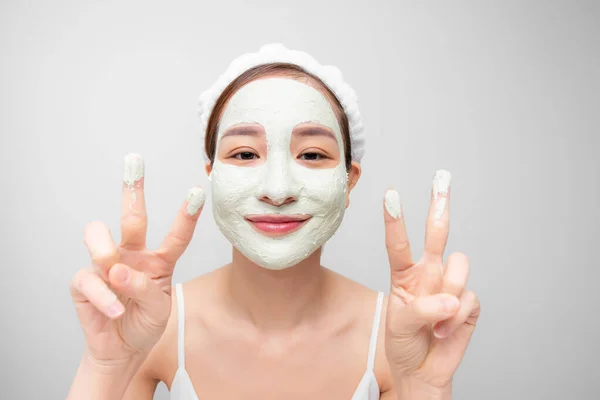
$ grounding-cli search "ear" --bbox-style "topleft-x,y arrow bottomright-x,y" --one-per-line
205,161 -> 212,176
345,161 -> 361,208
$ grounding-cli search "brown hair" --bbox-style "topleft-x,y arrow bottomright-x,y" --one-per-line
204,63 -> 352,170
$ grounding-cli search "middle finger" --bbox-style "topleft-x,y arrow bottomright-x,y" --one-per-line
121,153 -> 147,250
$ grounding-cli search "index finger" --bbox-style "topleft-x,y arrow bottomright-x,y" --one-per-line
384,189 -> 413,273
155,186 -> 205,265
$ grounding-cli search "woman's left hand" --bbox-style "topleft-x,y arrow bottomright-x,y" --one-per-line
382,170 -> 480,394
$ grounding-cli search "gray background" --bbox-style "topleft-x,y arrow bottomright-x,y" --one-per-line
1,0 -> 598,399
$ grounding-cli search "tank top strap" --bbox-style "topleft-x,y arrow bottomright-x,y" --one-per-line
367,291 -> 385,371
175,283 -> 186,369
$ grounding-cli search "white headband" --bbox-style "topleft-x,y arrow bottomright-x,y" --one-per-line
196,43 -> 365,163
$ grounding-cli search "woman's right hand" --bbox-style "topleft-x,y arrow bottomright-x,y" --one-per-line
70,153 -> 206,366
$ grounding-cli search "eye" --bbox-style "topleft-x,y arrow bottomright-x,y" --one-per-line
299,152 -> 327,161
233,151 -> 258,160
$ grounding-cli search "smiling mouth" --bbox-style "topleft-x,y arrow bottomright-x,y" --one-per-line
244,214 -> 311,237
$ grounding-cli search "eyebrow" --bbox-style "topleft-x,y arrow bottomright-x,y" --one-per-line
221,125 -> 264,138
292,126 -> 338,142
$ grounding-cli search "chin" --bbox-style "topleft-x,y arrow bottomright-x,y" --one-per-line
239,241 -> 315,270
217,211 -> 346,270
253,254 -> 311,270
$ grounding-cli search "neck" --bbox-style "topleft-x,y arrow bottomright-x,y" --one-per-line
225,247 -> 329,332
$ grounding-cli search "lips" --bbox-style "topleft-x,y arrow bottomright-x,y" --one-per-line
245,214 -> 311,236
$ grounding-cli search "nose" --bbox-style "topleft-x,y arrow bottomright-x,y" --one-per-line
257,152 -> 301,207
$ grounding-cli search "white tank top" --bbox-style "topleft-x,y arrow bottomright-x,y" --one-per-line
170,283 -> 384,400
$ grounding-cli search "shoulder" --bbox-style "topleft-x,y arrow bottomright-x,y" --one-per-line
144,270 -> 222,386
326,270 -> 393,393
324,272 -> 392,393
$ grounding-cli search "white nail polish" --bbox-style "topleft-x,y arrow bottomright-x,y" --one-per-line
433,170 -> 451,219
385,189 -> 402,219
124,153 -> 144,188
186,187 -> 205,215
124,153 -> 144,212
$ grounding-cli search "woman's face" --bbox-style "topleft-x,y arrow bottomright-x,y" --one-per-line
207,77 -> 359,270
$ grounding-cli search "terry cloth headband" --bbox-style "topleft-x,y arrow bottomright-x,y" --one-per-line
196,43 -> 365,163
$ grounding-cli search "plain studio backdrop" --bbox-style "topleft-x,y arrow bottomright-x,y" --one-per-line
1,0 -> 598,399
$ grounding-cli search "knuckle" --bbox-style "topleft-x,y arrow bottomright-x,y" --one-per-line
121,213 -> 147,227
463,291 -> 480,312
92,248 -> 119,266
84,220 -> 105,237
471,292 -> 481,310
449,252 -> 469,264
464,290 -> 477,303
167,231 -> 188,247
445,277 -> 463,292
386,239 -> 410,255
70,269 -> 101,300
70,269 -> 88,290
430,219 -> 449,231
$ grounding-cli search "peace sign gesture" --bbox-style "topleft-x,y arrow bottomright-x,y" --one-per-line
383,170 -> 480,392
69,153 -> 205,365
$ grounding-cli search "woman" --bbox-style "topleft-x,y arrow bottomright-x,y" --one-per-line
68,44 -> 480,399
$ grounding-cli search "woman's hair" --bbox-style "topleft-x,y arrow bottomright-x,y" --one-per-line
204,63 -> 352,171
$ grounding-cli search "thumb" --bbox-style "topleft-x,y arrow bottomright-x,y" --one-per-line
397,293 -> 460,334
108,263 -> 168,314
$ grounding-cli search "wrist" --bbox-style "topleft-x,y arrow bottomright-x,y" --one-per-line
81,347 -> 147,373
67,350 -> 147,400
395,377 -> 452,400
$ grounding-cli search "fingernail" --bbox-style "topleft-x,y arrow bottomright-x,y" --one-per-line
186,187 -> 205,215
385,189 -> 402,219
108,302 -> 125,318
123,153 -> 145,189
434,324 -> 448,339
433,170 -> 451,219
441,296 -> 459,313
